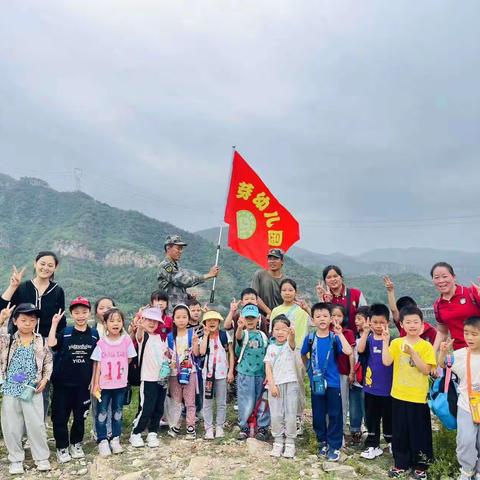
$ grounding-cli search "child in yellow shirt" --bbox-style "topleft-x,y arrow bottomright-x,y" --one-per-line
382,305 -> 436,480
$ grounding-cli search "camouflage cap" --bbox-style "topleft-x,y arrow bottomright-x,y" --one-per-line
164,234 -> 187,247
267,248 -> 284,259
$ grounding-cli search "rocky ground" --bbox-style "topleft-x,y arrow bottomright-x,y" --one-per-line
0,394 -> 394,480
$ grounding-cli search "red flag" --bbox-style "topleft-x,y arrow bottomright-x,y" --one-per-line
224,151 -> 300,268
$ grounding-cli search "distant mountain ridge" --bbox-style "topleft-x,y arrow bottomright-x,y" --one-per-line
196,227 -> 480,283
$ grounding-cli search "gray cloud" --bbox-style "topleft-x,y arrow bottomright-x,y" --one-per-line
0,0 -> 479,255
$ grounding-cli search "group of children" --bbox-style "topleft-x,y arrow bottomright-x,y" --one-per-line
1,277 -> 480,480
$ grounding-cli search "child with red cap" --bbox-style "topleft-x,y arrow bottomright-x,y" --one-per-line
48,296 -> 99,464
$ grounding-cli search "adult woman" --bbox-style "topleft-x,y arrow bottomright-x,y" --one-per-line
316,265 -> 367,334
0,251 -> 66,336
431,261 -> 480,352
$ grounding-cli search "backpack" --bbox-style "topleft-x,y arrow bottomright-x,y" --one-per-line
167,329 -> 194,352
128,332 -> 150,387
306,332 -> 338,373
428,355 -> 458,430
237,330 -> 268,364
205,330 -> 229,356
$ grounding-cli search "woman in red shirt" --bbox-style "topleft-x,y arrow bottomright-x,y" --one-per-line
431,262 -> 480,352
316,265 -> 367,334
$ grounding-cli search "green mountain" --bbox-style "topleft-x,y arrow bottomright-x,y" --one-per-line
0,174 -> 320,314
0,174 -> 438,316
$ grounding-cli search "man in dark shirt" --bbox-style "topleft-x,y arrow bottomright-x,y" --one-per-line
48,297 -> 98,464
251,249 -> 285,317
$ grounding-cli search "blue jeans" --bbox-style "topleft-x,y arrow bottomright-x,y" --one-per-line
349,385 -> 364,433
311,386 -> 343,450
237,374 -> 270,430
95,387 -> 126,442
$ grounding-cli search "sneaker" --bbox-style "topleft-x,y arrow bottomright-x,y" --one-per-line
412,470 -> 427,480
204,428 -> 214,440
270,442 -> 283,457
9,462 -> 24,475
255,427 -> 268,442
215,426 -> 225,438
388,467 -> 407,478
110,436 -> 123,454
282,443 -> 296,458
327,448 -> 341,462
146,432 -> 160,448
237,428 -> 249,440
186,426 -> 196,440
159,417 -> 169,428
98,439 -> 111,457
350,431 -> 362,445
317,443 -> 328,458
69,443 -> 85,459
129,433 -> 145,448
168,426 -> 180,438
233,404 -> 238,411
296,416 -> 304,436
36,460 -> 51,471
56,448 -> 72,464
360,446 -> 383,460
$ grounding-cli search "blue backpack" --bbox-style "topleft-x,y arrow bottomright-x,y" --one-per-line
428,355 -> 458,430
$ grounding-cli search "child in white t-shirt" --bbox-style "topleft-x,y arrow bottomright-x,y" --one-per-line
129,307 -> 169,449
264,314 -> 299,458
439,316 -> 480,480
199,310 -> 234,440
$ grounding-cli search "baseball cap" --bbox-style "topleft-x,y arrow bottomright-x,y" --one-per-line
267,248 -> 284,260
142,307 -> 163,322
13,303 -> 41,319
202,310 -> 224,324
69,296 -> 91,312
164,234 -> 187,247
241,304 -> 260,318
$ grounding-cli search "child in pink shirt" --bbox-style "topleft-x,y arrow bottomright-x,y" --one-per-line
90,308 -> 136,457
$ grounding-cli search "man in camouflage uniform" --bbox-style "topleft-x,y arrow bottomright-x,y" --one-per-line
158,234 -> 219,312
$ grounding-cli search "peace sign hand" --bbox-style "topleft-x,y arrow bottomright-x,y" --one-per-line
10,265 -> 26,289
51,309 -> 65,326
332,319 -> 343,335
381,325 -> 390,343
0,302 -> 15,326
288,326 -> 295,340
383,275 -> 394,292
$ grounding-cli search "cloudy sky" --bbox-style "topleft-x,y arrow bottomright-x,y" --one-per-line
1,1 -> 479,255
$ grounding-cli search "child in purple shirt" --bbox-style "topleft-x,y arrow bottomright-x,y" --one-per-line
357,304 -> 393,460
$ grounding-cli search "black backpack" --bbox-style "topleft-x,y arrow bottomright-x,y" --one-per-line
128,333 -> 149,387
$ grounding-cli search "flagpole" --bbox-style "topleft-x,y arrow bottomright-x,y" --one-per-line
209,145 -> 236,304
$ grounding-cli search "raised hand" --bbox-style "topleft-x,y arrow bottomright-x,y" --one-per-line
381,325 -> 391,343
471,277 -> 480,296
439,338 -> 455,354
10,265 -> 26,289
383,275 -> 394,292
230,298 -> 238,314
237,316 -> 246,330
332,319 -> 343,335
316,280 -> 327,300
288,326 -> 296,340
201,303 -> 209,314
0,302 -> 15,325
51,308 -> 65,326
363,319 -> 371,334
